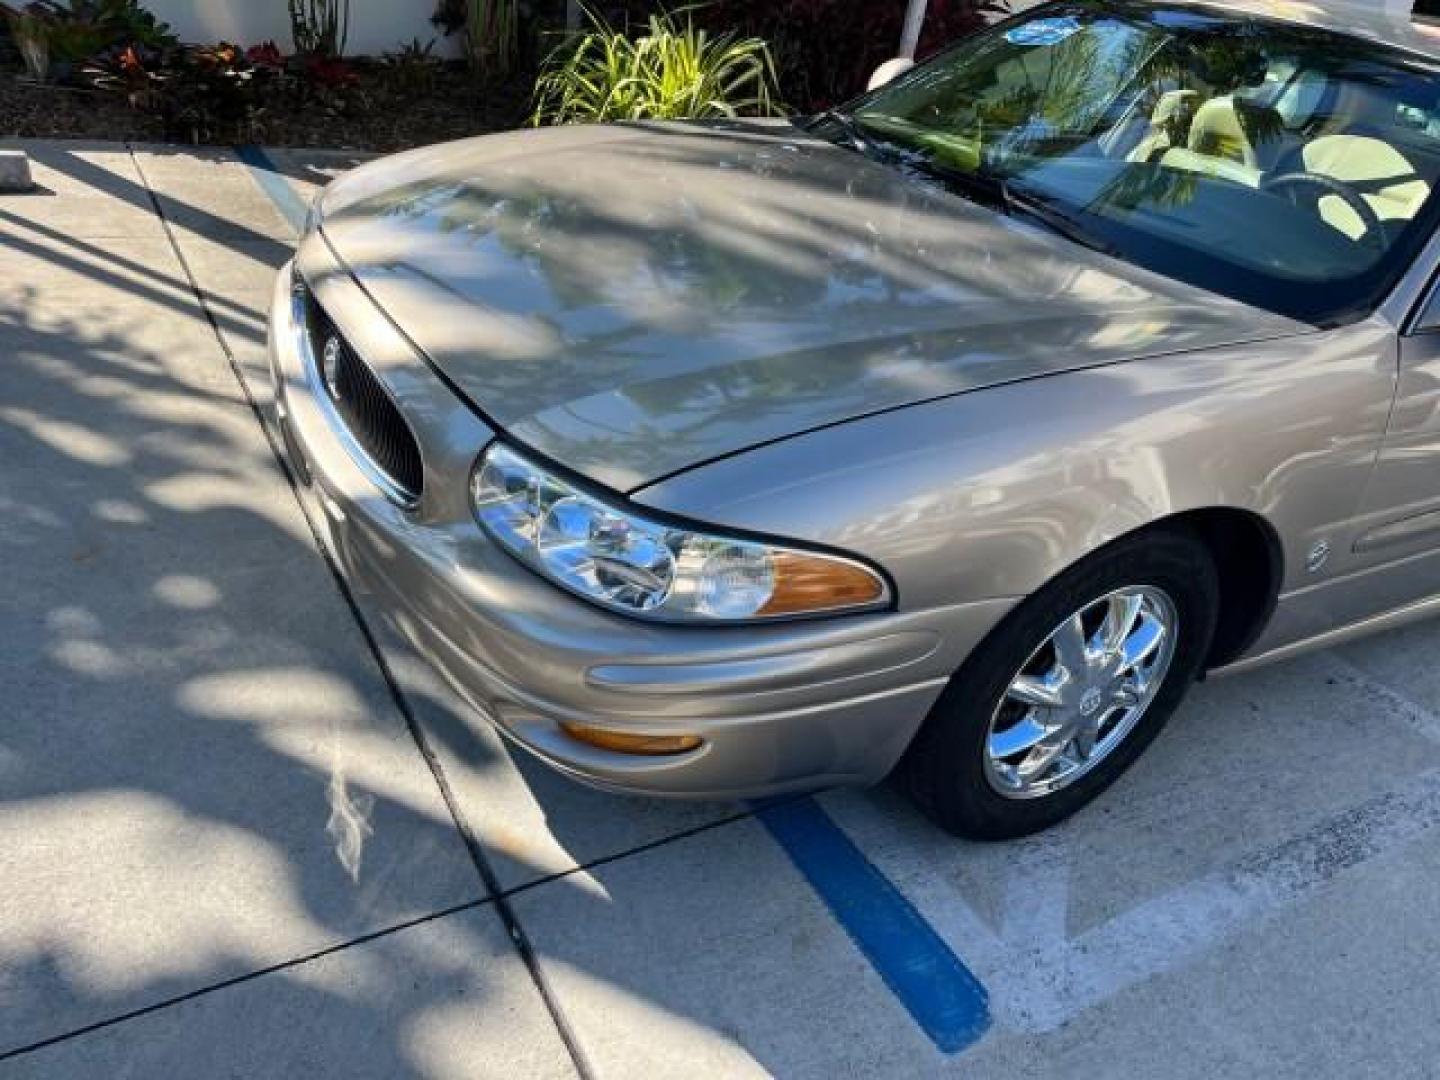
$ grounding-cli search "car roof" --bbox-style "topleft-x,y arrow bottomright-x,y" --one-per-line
1161,0 -> 1440,64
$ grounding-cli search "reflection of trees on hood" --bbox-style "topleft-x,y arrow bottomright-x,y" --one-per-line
328,173 -> 1007,429
352,177 -> 853,317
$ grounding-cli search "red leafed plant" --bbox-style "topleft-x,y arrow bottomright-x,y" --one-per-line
245,40 -> 287,70
302,53 -> 359,88
84,41 -> 163,107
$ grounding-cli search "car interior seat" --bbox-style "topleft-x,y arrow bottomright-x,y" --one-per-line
1156,94 -> 1286,187
1299,134 -> 1431,240
1124,89 -> 1198,163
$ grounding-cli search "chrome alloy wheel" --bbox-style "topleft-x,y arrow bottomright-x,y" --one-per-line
983,586 -> 1179,799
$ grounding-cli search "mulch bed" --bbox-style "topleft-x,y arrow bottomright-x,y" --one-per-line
2,72 -> 163,141
0,62 -> 531,150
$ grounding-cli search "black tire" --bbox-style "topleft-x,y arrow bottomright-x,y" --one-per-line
903,527 -> 1220,840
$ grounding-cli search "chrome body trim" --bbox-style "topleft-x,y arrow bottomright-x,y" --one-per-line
291,275 -> 421,510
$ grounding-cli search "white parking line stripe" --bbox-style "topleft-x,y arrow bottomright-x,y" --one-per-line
998,840 -> 1071,949
858,762 -> 1440,1033
1323,651 -> 1440,744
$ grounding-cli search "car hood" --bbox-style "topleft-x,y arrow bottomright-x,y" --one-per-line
318,119 -> 1307,492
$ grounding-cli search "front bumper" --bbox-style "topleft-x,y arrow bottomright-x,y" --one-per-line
268,244 -> 1017,798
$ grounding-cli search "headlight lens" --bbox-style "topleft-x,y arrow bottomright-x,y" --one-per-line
471,442 -> 889,622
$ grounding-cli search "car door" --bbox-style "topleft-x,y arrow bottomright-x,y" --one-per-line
1344,286 -> 1440,616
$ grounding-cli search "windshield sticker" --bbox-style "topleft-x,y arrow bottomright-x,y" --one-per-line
1005,17 -> 1081,45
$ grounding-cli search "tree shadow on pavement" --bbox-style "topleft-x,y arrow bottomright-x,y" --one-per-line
0,142 -> 853,1079
0,260 -> 578,1073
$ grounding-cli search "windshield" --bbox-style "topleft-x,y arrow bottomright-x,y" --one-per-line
831,0 -> 1440,325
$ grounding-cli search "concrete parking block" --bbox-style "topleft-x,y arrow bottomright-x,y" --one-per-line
2,906 -> 576,1079
0,140 -> 146,196
0,149 -> 34,191
0,141 -> 166,239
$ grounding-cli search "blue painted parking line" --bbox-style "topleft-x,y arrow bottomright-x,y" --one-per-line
236,145 -> 308,234
756,796 -> 991,1053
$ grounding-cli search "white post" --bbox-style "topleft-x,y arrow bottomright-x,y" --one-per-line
900,0 -> 929,59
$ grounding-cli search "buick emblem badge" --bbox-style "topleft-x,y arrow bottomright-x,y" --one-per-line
321,336 -> 343,399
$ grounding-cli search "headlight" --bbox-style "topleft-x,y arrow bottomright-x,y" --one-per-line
471,442 -> 890,622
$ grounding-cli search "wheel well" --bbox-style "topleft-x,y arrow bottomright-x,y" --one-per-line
1156,508 -> 1283,669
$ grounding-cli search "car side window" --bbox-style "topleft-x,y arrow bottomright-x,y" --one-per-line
1415,276 -> 1440,332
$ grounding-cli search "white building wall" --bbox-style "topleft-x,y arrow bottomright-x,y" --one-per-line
144,0 -> 1425,56
144,0 -> 460,57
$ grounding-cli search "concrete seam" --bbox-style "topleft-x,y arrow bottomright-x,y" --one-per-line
132,144 -> 593,1079
0,899 -> 489,1063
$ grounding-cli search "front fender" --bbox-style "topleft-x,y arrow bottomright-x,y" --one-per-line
632,320 -> 1396,614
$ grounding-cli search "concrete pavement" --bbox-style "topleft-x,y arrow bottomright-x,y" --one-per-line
3,139 -> 1440,1077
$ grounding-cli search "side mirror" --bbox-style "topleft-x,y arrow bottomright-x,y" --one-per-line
867,57 -> 916,91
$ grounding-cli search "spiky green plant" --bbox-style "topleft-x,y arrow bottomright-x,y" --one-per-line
531,8 -> 782,126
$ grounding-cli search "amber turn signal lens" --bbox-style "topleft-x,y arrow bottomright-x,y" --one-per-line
559,722 -> 703,756
757,551 -> 887,617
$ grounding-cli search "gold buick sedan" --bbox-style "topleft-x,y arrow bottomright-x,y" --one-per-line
271,0 -> 1440,837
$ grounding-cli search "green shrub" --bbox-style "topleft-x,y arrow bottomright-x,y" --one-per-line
1,0 -> 176,80
86,0 -> 175,49
531,8 -> 782,126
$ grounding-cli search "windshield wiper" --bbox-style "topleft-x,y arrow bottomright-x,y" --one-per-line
813,115 -> 1117,258
813,108 -> 869,149
909,157 -> 1116,256
810,109 -> 912,166
998,182 -> 1118,256
911,157 -> 1008,210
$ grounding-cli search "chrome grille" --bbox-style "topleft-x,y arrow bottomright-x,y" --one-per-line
303,291 -> 424,506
